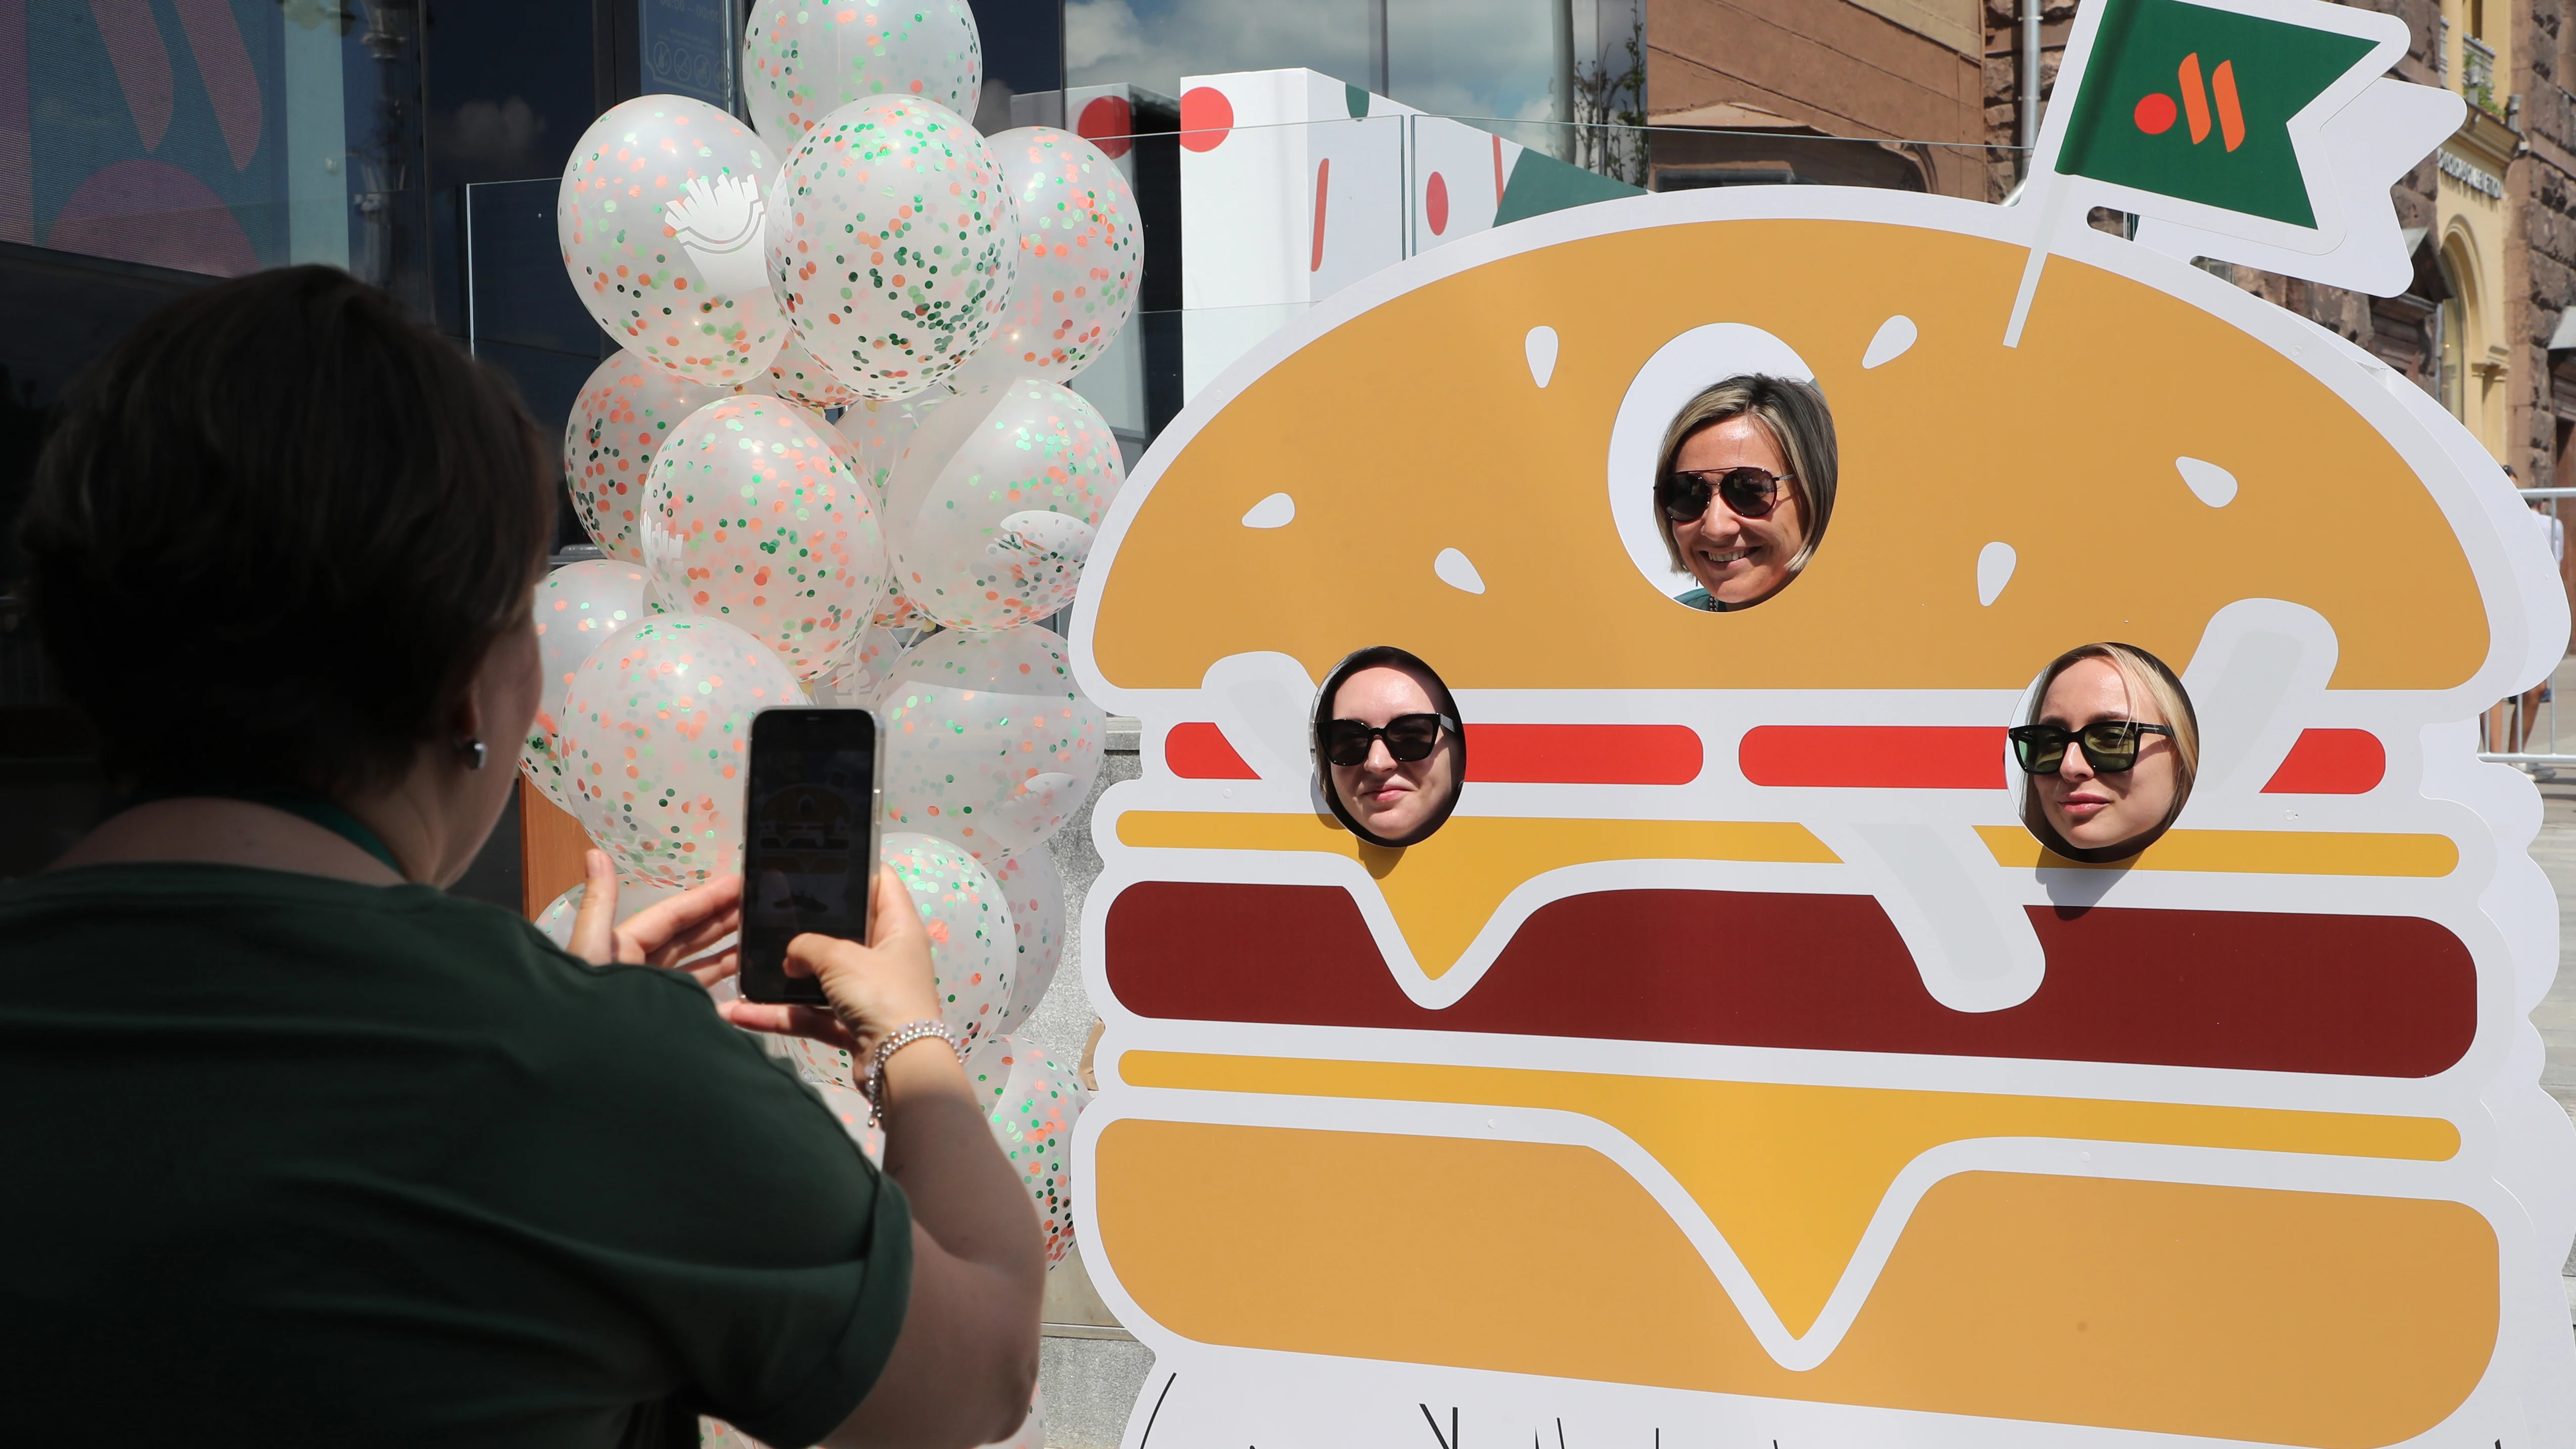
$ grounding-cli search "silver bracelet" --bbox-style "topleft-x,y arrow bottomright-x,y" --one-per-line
862,1018 -> 963,1125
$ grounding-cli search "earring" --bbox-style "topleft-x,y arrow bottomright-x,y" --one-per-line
457,736 -> 488,771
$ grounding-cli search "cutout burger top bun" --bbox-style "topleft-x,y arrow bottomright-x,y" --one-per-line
1086,213 -> 2497,695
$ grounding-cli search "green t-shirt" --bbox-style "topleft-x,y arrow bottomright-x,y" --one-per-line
0,863 -> 910,1447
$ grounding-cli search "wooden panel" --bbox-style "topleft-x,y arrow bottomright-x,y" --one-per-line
518,777 -> 593,920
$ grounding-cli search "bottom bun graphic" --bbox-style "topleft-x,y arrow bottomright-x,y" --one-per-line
1095,1120 -> 2498,1448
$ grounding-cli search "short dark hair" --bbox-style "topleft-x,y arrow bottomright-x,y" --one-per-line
18,266 -> 552,795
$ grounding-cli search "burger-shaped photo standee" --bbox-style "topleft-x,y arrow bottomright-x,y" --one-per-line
1063,188 -> 2576,1447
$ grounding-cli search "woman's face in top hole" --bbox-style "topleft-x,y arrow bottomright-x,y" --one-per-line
1670,414 -> 1808,607
1326,665 -> 1461,845
2034,657 -> 2179,854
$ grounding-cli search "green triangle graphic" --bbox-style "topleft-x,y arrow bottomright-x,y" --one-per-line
2055,0 -> 2375,227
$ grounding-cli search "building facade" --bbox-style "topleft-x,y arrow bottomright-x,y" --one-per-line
1976,1 -> 2557,482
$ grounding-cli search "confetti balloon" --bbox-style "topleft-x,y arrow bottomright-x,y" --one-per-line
767,96 -> 1016,400
765,330 -> 861,411
810,1081 -> 888,1164
833,392 -> 954,518
742,0 -> 982,144
885,378 -> 1124,630
786,1036 -> 860,1091
558,617 -> 803,886
876,624 -> 1104,858
882,831 -> 1012,1053
532,876 -> 685,951
947,127 -> 1140,390
565,355 -> 735,562
966,1036 -> 1084,1267
811,623 -> 906,707
523,560 -> 654,808
642,395 -> 887,681
560,95 -> 787,388
990,848 -> 1065,1037
834,395 -> 957,627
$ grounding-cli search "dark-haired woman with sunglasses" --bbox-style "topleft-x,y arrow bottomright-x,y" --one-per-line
2010,642 -> 2201,861
1652,374 -> 1838,611
1312,646 -> 1465,848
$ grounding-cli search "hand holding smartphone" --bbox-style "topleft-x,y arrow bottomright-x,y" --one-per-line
739,707 -> 883,1005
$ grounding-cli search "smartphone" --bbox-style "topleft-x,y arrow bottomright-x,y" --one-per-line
740,707 -> 883,1005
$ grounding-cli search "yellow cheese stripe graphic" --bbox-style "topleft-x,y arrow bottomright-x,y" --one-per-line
1976,825 -> 2459,876
1094,1122 -> 2497,1448
1116,811 -> 1839,979
1120,1051 -> 2457,1337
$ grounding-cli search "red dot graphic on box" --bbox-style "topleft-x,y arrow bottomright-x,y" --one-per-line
1180,87 -> 1232,152
1079,95 -> 1134,159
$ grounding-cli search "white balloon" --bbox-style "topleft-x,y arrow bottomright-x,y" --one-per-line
810,624 -> 907,708
558,617 -> 804,886
559,96 -> 786,388
965,1036 -> 1085,1267
809,1082 -> 888,1165
522,560 -> 653,810
884,378 -> 1124,631
990,849 -> 1065,1037
947,127 -> 1141,390
881,831 -> 1013,1054
767,96 -> 1015,400
742,0 -> 982,144
832,392 -> 954,523
563,355 -> 735,563
764,329 -> 862,411
876,625 -> 1104,859
835,393 -> 961,626
532,876 -> 685,951
641,395 -> 887,681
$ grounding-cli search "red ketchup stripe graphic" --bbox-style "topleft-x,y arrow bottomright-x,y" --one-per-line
1164,722 -> 1258,779
1737,725 -> 2385,793
2261,729 -> 2385,793
1468,724 -> 1702,784
1740,726 -> 2005,788
1104,882 -> 2474,1078
1163,723 -> 1703,784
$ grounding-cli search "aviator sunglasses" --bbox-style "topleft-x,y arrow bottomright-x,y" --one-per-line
2008,720 -> 2175,776
1659,466 -> 1795,522
1321,713 -> 1458,768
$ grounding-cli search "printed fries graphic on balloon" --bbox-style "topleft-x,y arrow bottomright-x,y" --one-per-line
1067,188 -> 2576,1448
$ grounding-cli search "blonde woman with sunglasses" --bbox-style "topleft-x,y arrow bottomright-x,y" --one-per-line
1652,374 -> 1839,612
2010,642 -> 2202,862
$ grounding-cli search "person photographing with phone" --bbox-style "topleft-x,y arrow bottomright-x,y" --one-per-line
0,266 -> 1040,1448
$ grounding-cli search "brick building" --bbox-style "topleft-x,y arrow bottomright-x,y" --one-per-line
1971,1 -> 2559,483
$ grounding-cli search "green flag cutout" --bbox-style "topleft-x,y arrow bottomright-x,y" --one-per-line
2054,0 -> 2375,227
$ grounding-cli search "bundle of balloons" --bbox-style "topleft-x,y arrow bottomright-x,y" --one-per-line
528,8 -> 1116,1438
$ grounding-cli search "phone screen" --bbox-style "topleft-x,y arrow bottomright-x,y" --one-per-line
740,709 -> 880,1005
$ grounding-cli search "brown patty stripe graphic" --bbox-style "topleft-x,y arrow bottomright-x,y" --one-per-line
1103,883 -> 2476,1077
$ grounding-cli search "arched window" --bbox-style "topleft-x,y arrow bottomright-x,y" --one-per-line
2437,242 -> 2473,420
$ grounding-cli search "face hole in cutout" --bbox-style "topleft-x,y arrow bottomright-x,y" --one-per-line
1313,646 -> 1466,849
1604,324 -> 1836,614
2011,642 -> 2200,864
